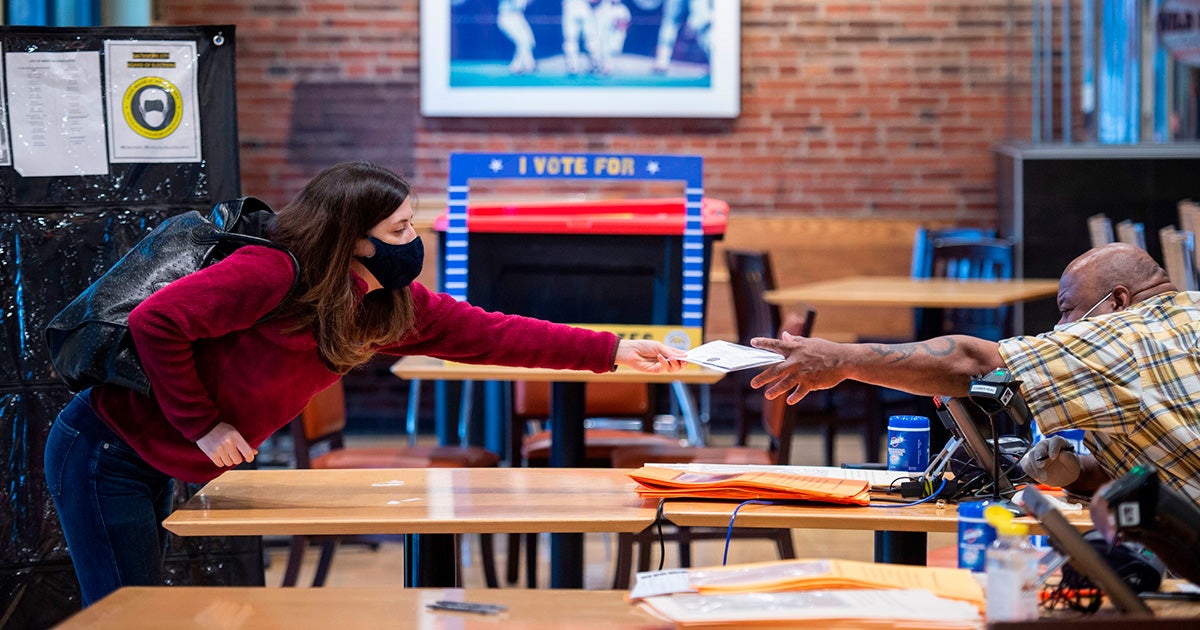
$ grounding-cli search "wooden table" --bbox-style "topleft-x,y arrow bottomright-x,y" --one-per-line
762,276 -> 1061,309
390,357 -> 725,588
55,586 -> 667,629
391,356 -> 726,456
163,468 -> 658,589
661,497 -> 1093,565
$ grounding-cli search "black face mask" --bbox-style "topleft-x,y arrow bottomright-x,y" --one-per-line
357,235 -> 424,290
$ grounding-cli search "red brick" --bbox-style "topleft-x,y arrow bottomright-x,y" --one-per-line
154,0 -> 1064,223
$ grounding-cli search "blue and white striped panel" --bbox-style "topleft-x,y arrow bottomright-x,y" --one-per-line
682,188 -> 705,328
444,184 -> 470,301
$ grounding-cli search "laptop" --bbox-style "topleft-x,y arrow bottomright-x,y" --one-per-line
1020,485 -> 1152,615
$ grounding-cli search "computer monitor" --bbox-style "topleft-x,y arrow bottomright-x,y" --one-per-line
1021,485 -> 1153,616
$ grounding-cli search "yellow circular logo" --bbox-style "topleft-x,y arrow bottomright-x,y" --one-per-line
122,77 -> 182,139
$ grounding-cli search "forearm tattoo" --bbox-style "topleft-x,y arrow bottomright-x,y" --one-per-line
867,337 -> 957,364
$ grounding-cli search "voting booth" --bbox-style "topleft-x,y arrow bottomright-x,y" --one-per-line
437,152 -> 727,348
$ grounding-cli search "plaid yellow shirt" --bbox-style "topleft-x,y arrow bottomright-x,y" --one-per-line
998,291 -> 1200,505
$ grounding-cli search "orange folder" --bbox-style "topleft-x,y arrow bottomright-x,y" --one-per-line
627,465 -> 871,506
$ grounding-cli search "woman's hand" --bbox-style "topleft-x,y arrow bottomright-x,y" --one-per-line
196,422 -> 258,468
614,339 -> 687,373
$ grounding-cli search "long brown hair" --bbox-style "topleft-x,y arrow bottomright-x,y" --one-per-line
268,162 -> 417,373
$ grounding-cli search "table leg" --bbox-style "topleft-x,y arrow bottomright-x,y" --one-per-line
404,533 -> 458,587
549,381 -> 586,587
550,382 -> 586,467
874,531 -> 927,565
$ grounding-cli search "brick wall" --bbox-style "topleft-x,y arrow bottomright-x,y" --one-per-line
154,0 -> 1047,433
157,0 -> 1040,221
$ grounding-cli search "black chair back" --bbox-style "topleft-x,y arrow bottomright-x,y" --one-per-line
928,238 -> 1015,340
725,249 -> 781,344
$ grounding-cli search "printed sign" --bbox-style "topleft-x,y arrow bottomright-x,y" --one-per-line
6,50 -> 107,177
104,40 -> 201,162
445,152 -> 707,338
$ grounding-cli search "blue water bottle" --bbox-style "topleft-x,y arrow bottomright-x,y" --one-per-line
886,415 -> 930,473
958,499 -> 996,572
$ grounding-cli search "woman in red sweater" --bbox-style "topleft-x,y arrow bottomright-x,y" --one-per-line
44,161 -> 687,605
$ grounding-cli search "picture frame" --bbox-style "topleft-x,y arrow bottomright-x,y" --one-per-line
420,0 -> 740,118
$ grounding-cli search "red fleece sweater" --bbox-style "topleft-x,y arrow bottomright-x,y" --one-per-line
92,245 -> 619,483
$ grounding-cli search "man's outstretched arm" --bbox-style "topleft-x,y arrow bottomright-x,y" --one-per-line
750,333 -> 1005,404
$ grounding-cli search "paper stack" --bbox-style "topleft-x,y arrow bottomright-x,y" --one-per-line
627,465 -> 871,506
637,589 -> 982,629
630,559 -> 985,628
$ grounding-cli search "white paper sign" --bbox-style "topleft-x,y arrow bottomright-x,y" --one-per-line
104,40 -> 201,163
5,51 -> 108,177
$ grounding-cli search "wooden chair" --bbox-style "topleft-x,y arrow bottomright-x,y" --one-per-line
515,382 -> 677,467
1177,200 -> 1200,278
910,226 -> 998,279
1178,199 -> 1200,237
505,381 -> 680,587
928,237 -> 1015,340
605,310 -> 814,588
1087,213 -> 1115,248
724,248 -> 782,447
724,249 -> 877,465
870,227 -> 1001,428
1116,220 -> 1147,250
1159,226 -> 1198,291
282,378 -> 501,587
910,227 -> 998,339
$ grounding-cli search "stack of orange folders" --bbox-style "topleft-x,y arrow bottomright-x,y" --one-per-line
627,465 -> 871,506
629,559 -> 985,628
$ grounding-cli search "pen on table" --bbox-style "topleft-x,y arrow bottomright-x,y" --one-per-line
426,600 -> 508,615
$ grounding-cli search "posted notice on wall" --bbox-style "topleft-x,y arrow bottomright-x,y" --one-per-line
5,50 -> 108,177
104,40 -> 201,163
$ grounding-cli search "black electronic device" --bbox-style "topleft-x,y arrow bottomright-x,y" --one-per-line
966,367 -> 1032,431
1094,463 -> 1200,585
1059,529 -> 1165,595
932,395 -> 1027,502
1021,486 -> 1153,616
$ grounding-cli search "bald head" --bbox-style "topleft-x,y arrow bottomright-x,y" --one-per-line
1056,243 -> 1176,325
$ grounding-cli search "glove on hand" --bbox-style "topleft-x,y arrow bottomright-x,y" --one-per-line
1018,435 -> 1080,487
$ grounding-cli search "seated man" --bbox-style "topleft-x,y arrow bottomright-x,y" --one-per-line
750,243 -> 1200,506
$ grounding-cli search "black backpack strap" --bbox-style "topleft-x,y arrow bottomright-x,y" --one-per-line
209,196 -> 276,236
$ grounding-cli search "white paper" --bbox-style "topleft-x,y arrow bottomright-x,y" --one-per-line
683,340 -> 785,373
6,51 -> 108,177
640,589 -> 981,625
628,569 -> 694,601
104,40 -> 201,163
1012,487 -> 1083,511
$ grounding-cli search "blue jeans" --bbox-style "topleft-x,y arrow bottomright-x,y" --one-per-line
44,390 -> 174,606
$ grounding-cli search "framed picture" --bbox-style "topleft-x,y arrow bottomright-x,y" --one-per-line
420,0 -> 740,118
